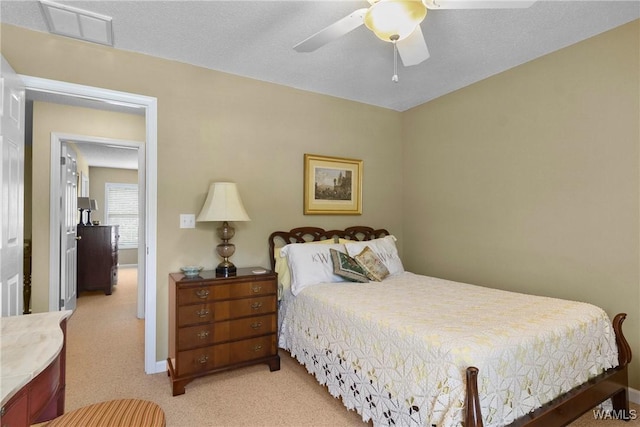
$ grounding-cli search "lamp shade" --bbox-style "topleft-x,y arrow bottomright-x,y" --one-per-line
364,0 -> 427,42
89,199 -> 98,211
196,182 -> 251,222
77,197 -> 91,209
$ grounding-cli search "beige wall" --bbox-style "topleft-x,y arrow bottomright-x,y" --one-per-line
29,101 -> 145,312
1,24 -> 404,363
403,20 -> 639,388
88,166 -> 139,265
2,20 -> 638,390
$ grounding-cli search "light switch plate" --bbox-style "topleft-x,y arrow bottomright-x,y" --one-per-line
180,214 -> 195,229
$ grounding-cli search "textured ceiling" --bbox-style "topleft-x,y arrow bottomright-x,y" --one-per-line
2,1 -> 639,169
2,0 -> 639,113
71,141 -> 139,170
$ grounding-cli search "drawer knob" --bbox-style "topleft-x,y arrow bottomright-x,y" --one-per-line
196,308 -> 210,318
250,321 -> 263,330
195,289 -> 210,299
251,302 -> 263,310
251,285 -> 262,293
252,345 -> 263,352
197,355 -> 209,364
197,330 -> 209,339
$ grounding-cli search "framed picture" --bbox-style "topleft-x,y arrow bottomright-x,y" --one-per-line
304,154 -> 362,215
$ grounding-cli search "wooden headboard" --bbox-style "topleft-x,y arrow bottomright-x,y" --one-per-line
268,226 -> 390,270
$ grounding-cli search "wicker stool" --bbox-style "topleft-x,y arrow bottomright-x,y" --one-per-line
44,399 -> 166,427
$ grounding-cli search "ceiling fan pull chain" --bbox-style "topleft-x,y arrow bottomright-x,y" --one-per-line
391,35 -> 399,83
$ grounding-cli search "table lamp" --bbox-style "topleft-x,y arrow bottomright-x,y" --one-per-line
77,197 -> 91,226
87,199 -> 98,226
197,182 -> 251,276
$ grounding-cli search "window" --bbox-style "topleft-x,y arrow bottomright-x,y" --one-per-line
105,183 -> 138,249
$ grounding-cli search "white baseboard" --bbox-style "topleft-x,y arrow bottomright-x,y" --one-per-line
630,386 -> 640,404
118,263 -> 138,269
149,359 -> 167,375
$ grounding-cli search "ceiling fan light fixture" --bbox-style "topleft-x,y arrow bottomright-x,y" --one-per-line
364,0 -> 427,42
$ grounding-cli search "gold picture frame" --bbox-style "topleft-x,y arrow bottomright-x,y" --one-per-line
304,154 -> 362,215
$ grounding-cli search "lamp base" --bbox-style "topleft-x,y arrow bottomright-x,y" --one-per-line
215,263 -> 237,277
85,210 -> 93,226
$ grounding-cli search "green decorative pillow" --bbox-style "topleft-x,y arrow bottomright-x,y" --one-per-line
354,246 -> 390,282
330,249 -> 369,283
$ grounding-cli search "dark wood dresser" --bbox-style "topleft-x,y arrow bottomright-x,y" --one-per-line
167,268 -> 280,396
77,225 -> 119,295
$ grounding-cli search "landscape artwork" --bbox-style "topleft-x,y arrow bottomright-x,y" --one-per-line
314,168 -> 352,201
304,154 -> 362,215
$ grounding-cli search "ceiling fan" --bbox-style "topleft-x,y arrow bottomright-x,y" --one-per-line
294,0 -> 537,79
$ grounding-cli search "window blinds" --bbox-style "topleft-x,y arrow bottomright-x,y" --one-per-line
105,183 -> 138,249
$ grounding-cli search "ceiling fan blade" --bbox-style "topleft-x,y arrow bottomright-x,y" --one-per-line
423,0 -> 536,9
293,8 -> 367,52
396,26 -> 430,67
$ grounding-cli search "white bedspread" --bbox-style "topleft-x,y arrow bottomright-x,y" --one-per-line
278,272 -> 618,427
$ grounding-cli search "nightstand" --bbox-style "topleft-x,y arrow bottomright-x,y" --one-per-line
167,267 -> 280,396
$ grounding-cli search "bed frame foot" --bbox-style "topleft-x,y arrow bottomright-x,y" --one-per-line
611,388 -> 631,419
611,313 -> 632,420
465,367 -> 483,427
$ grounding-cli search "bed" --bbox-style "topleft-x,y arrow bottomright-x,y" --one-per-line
268,226 -> 632,427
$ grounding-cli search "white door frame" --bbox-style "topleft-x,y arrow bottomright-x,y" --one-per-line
21,75 -> 162,374
51,134 -> 144,315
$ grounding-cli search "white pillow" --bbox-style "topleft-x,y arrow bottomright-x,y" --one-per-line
274,239 -> 336,299
280,243 -> 347,295
344,235 -> 404,276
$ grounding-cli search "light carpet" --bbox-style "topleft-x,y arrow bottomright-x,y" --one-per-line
64,267 -> 639,426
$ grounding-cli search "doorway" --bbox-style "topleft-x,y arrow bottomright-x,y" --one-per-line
53,135 -> 144,316
21,75 -> 161,375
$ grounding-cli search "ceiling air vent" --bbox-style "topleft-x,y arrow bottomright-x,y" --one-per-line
39,0 -> 114,46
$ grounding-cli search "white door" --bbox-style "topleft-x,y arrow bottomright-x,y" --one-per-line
0,56 -> 25,317
60,143 -> 77,311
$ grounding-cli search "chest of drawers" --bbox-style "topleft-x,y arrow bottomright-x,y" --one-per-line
167,268 -> 280,396
77,225 -> 119,295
